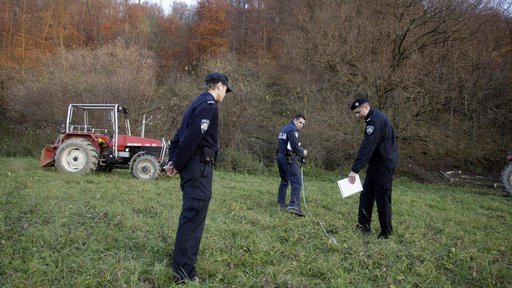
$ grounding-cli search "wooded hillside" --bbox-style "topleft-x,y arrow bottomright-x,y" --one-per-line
1,0 -> 511,176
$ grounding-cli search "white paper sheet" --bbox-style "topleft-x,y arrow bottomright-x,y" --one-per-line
337,175 -> 363,198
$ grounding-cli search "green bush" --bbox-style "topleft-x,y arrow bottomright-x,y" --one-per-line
217,148 -> 267,175
0,127 -> 49,157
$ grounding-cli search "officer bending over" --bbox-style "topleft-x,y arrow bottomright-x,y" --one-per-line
348,98 -> 398,239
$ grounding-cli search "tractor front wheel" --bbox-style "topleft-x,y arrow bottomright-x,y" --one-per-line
133,155 -> 161,180
55,138 -> 99,175
501,163 -> 512,196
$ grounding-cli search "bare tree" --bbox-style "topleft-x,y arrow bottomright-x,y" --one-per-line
274,0 -> 512,171
8,42 -> 157,137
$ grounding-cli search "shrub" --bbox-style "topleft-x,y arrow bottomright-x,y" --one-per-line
217,148 -> 266,175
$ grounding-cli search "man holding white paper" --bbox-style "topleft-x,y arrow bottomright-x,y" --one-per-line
348,98 -> 398,239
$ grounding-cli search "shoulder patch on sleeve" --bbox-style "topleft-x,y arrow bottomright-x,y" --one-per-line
207,100 -> 215,105
366,125 -> 375,135
201,119 -> 210,133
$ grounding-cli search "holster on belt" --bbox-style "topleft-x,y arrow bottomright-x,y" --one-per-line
285,150 -> 295,164
200,147 -> 216,165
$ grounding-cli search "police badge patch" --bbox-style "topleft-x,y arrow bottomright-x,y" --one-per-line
201,119 -> 210,134
366,125 -> 375,135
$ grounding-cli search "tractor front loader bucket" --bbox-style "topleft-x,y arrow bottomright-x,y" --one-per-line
40,144 -> 56,167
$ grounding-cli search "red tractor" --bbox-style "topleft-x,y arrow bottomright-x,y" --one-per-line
40,104 -> 167,180
502,153 -> 512,196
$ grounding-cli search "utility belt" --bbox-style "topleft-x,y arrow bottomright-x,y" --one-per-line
195,147 -> 217,165
277,149 -> 300,164
276,148 -> 295,157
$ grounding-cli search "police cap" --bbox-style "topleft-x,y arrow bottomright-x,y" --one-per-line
205,72 -> 232,93
350,98 -> 368,110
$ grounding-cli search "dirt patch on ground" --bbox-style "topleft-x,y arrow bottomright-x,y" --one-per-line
399,163 -> 448,184
400,162 -> 507,195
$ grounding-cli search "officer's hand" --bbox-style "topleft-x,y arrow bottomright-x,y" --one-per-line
165,162 -> 178,176
348,171 -> 358,184
303,149 -> 308,156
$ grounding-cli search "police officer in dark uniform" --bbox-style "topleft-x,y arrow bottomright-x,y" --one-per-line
276,114 -> 308,216
348,98 -> 398,239
165,72 -> 232,282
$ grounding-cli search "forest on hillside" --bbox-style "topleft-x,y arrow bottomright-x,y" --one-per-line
0,0 -> 511,177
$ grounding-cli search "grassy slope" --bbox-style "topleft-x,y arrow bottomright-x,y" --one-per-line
1,158 -> 511,287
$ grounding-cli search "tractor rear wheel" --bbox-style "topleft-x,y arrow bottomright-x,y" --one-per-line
501,163 -> 512,196
55,138 -> 99,175
133,155 -> 160,180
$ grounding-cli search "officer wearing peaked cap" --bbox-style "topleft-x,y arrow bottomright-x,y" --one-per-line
165,72 -> 232,282
348,97 -> 398,239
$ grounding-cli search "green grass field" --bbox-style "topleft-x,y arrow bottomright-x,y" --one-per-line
1,157 -> 511,287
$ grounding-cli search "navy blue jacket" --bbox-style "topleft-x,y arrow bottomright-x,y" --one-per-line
168,92 -> 218,171
351,108 -> 398,173
277,121 -> 305,156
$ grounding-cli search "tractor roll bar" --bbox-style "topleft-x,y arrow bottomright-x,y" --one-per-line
65,104 -> 131,158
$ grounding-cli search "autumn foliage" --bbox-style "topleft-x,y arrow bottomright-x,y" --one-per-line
189,0 -> 231,59
0,0 -> 511,176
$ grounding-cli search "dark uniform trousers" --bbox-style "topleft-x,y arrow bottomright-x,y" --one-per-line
172,154 -> 213,281
276,153 -> 302,208
358,167 -> 394,235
